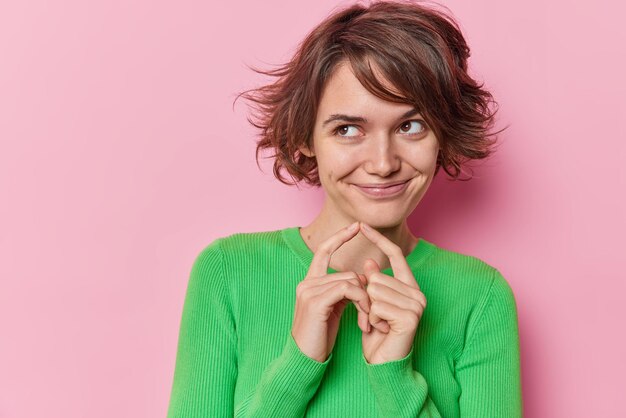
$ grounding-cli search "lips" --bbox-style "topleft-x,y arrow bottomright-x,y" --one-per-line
352,179 -> 410,198
354,180 -> 409,188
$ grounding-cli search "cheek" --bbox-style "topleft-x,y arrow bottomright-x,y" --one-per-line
317,150 -> 354,179
410,143 -> 439,166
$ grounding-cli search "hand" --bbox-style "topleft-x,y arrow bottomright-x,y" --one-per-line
291,222 -> 372,363
358,222 -> 428,365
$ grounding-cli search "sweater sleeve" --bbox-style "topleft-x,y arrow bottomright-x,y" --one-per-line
243,333 -> 333,417
362,348 -> 443,417
167,239 -> 237,418
455,269 -> 523,417
167,238 -> 333,418
361,269 -> 523,418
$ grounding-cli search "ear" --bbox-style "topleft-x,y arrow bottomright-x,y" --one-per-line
298,142 -> 315,158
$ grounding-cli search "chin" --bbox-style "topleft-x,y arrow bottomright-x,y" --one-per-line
356,212 -> 407,229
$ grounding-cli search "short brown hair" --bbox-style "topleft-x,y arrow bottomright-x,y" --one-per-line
234,0 -> 507,186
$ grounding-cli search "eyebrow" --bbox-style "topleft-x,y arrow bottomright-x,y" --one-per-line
322,107 -> 421,127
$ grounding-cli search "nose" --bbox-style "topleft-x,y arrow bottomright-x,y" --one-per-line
363,135 -> 401,177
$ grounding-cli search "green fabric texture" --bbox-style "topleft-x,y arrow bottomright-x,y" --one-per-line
167,226 -> 523,417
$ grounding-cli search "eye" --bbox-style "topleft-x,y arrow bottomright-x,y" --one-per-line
331,120 -> 428,139
399,120 -> 427,136
332,125 -> 361,138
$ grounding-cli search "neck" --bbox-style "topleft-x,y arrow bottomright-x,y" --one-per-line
299,205 -> 418,274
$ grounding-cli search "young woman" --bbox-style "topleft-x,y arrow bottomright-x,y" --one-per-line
167,1 -> 522,417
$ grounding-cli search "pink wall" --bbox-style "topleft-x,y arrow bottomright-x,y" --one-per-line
1,1 -> 624,417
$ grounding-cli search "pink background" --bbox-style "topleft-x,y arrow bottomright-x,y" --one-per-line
1,0 -> 624,417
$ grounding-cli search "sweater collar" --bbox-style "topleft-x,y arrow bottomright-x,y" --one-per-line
281,226 -> 436,276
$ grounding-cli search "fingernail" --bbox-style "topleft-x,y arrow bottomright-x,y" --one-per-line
361,223 -> 372,232
348,222 -> 358,231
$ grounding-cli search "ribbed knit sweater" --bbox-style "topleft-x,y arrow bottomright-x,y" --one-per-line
166,226 -> 523,417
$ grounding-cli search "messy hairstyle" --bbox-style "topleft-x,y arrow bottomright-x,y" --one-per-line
234,0 -> 507,186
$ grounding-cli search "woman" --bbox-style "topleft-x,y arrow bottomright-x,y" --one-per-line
167,1 -> 522,417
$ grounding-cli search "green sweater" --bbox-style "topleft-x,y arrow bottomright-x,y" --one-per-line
167,226 -> 523,417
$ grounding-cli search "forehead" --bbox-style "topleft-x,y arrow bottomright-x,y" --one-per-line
317,60 -> 413,119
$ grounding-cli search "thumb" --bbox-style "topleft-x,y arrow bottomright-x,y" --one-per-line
363,258 -> 380,277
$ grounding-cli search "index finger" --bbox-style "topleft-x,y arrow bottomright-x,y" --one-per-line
359,222 -> 418,288
306,222 -> 360,278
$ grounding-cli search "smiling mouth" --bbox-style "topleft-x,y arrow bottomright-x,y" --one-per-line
352,179 -> 411,198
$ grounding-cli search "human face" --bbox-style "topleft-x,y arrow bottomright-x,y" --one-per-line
299,60 -> 440,229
